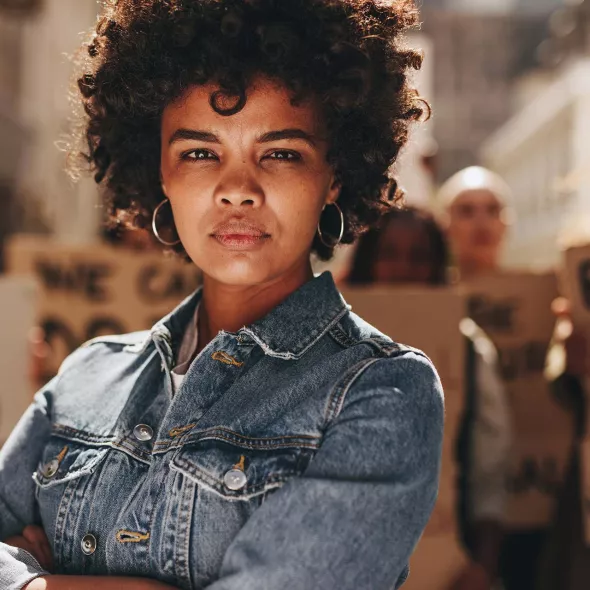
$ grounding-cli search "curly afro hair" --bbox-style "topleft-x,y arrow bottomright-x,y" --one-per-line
71,0 -> 427,260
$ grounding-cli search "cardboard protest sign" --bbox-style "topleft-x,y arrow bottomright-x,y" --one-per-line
463,272 -> 573,530
563,243 -> 590,545
341,286 -> 468,587
0,277 -> 37,445
6,235 -> 201,385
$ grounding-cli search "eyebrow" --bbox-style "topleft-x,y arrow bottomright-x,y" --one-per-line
168,128 -> 318,147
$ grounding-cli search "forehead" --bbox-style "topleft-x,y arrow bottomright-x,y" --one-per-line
381,218 -> 431,244
161,76 -> 325,136
450,189 -> 504,209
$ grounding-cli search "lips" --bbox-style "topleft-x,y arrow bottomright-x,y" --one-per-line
211,219 -> 270,250
212,219 -> 268,238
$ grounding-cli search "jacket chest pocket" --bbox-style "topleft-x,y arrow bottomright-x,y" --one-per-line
165,439 -> 316,587
169,439 -> 314,502
33,437 -> 110,537
33,438 -> 109,491
31,436 -> 111,573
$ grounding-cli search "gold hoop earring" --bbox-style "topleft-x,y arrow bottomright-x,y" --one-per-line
317,202 -> 344,247
152,198 -> 181,247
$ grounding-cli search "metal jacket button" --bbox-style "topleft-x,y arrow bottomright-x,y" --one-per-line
133,424 -> 154,442
42,459 -> 60,479
81,534 -> 97,555
224,468 -> 247,491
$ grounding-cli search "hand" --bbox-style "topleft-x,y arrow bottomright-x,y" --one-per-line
451,561 -> 491,590
552,297 -> 590,377
4,524 -> 53,572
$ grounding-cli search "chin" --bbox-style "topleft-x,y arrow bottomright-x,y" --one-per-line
201,258 -> 276,287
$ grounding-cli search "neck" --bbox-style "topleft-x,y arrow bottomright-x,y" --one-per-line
196,259 -> 314,354
457,257 -> 499,281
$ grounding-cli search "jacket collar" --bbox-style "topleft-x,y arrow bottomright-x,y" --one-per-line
150,271 -> 349,360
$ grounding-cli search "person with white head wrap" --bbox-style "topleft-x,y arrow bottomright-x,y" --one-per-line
439,166 -> 513,279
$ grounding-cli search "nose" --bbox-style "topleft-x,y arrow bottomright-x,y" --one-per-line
214,165 -> 264,209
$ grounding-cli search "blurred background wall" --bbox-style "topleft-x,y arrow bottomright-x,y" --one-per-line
0,0 -> 101,273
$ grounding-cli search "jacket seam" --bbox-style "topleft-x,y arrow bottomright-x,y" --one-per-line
323,347 -> 424,429
327,323 -> 358,349
323,358 -> 382,427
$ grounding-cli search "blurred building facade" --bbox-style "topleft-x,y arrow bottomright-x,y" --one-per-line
16,0 -> 100,243
0,0 -> 100,266
421,0 -> 562,14
421,6 -> 552,182
0,10 -> 28,270
480,0 -> 590,270
481,58 -> 589,270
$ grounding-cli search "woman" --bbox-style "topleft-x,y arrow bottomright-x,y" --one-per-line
0,1 -> 444,589
347,206 -> 511,590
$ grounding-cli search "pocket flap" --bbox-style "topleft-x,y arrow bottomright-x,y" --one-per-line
170,440 -> 311,500
33,439 -> 109,489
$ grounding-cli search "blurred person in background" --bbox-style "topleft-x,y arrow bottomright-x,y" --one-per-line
439,166 -> 550,590
438,166 -> 511,281
0,1 -> 444,589
346,206 -> 511,590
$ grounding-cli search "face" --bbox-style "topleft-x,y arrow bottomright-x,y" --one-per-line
373,219 -> 437,285
160,76 -> 340,287
446,189 -> 506,271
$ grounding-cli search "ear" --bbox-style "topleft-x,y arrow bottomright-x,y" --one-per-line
324,176 -> 342,208
159,171 -> 167,196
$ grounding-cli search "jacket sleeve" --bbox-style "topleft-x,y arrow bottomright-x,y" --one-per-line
205,352 -> 444,590
0,379 -> 56,589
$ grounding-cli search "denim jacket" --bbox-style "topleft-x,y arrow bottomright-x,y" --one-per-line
0,271 -> 444,590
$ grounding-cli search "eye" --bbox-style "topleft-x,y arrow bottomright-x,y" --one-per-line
487,204 -> 501,218
181,149 -> 218,161
458,204 -> 475,218
264,150 -> 301,161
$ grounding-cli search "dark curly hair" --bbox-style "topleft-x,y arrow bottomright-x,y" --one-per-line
70,0 -> 427,260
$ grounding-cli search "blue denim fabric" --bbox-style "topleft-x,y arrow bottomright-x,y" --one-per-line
0,271 -> 444,590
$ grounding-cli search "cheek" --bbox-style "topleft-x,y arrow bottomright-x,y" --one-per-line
281,204 -> 319,242
164,172 -> 212,228
373,260 -> 393,282
169,194 -> 208,235
449,221 -> 471,243
267,180 -> 324,239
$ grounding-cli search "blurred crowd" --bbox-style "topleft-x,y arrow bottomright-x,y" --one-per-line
342,165 -> 587,590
